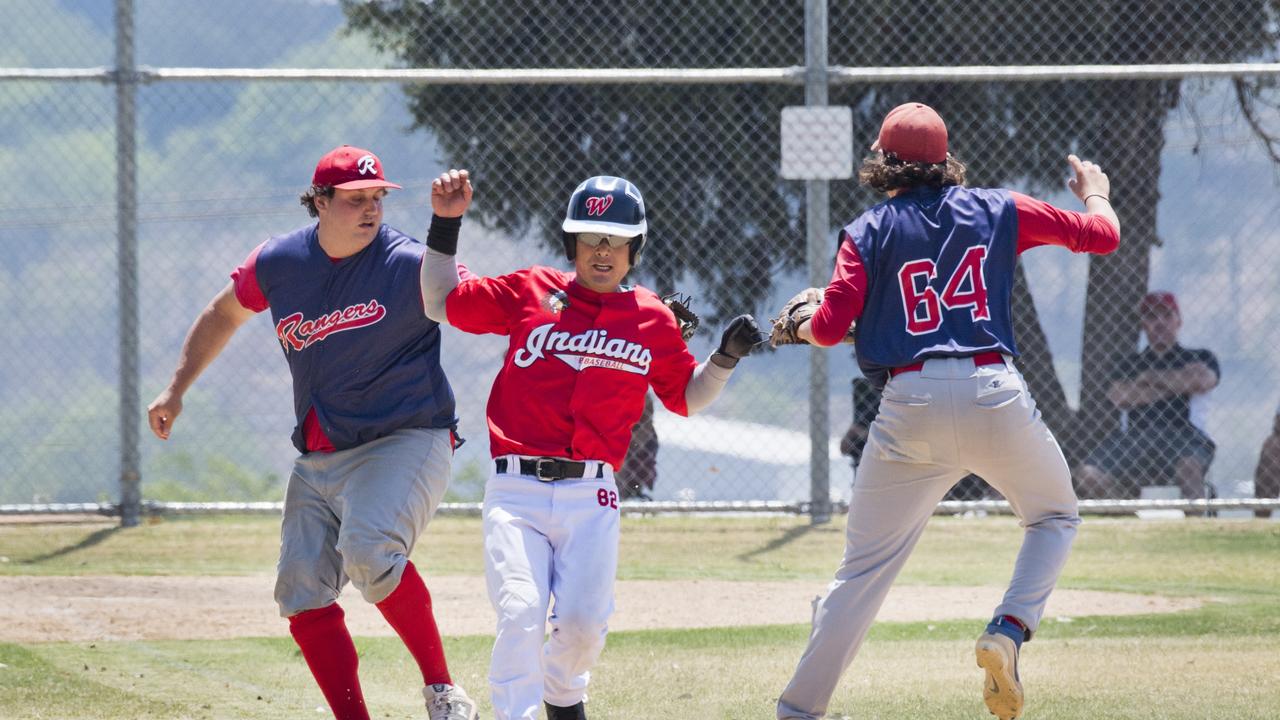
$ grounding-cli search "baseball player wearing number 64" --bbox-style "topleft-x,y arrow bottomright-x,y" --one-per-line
773,103 -> 1121,720
421,170 -> 763,720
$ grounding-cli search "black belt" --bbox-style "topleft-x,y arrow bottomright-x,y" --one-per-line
495,457 -> 605,482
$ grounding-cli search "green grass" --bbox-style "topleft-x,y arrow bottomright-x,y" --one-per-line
6,624 -> 1278,719
2,515 -> 1278,718
6,514 -> 1277,593
0,515 -> 484,577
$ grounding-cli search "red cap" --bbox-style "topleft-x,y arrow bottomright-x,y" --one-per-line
311,145 -> 402,190
1139,291 -> 1179,316
874,103 -> 948,163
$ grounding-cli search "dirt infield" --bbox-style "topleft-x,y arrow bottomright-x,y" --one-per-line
0,574 -> 1202,643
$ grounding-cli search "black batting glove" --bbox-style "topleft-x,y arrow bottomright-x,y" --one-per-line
711,314 -> 764,368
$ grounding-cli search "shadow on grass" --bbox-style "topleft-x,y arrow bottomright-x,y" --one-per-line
20,526 -> 121,564
736,522 -> 820,562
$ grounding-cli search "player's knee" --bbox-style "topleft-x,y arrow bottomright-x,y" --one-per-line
1024,511 -> 1081,534
550,607 -> 610,649
340,543 -> 403,602
493,583 -> 545,627
275,559 -> 339,616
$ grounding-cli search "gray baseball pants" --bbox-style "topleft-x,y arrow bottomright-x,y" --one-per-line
274,427 -> 452,617
777,357 -> 1079,719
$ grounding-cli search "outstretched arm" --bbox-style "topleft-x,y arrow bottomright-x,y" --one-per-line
1014,155 -> 1120,255
146,283 -> 255,439
684,315 -> 763,414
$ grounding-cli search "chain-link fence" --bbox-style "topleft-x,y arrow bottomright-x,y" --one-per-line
3,1 -> 1280,519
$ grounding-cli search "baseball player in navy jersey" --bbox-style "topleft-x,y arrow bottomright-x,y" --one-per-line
421,171 -> 763,720
146,146 -> 478,720
773,103 -> 1121,720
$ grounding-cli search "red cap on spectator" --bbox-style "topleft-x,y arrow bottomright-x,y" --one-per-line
312,146 -> 401,190
874,103 -> 948,163
1139,291 -> 1179,316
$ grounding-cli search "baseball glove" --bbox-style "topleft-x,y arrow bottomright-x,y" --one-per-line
769,287 -> 855,347
662,292 -> 701,342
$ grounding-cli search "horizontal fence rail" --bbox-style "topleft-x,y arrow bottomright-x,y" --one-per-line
8,63 -> 1280,86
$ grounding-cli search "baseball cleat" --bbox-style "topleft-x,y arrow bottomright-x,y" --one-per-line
424,683 -> 479,720
975,632 -> 1023,720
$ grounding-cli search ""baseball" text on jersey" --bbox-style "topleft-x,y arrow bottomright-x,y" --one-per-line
513,322 -> 652,374
276,299 -> 387,352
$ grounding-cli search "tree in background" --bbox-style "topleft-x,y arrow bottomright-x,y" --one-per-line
343,0 -> 1280,467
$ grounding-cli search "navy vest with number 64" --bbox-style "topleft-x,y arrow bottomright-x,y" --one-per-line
849,185 -> 1019,382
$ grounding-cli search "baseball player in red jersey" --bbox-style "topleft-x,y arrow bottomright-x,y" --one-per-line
773,104 -> 1121,720
146,146 -> 478,720
421,171 -> 763,720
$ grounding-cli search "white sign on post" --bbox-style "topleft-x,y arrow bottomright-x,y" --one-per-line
780,106 -> 854,180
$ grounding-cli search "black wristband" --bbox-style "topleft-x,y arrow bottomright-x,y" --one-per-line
426,214 -> 462,255
710,351 -> 739,369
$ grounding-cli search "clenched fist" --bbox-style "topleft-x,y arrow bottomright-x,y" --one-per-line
431,168 -> 473,218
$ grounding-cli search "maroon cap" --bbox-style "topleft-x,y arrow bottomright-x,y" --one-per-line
311,145 -> 402,190
1139,291 -> 1179,316
874,103 -> 948,163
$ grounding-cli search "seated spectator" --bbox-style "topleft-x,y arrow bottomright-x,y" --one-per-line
1254,401 -> 1280,519
1076,291 -> 1220,501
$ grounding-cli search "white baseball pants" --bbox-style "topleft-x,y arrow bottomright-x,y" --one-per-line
483,458 -> 620,720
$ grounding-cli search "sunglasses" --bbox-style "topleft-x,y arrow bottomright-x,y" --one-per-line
578,232 -> 635,248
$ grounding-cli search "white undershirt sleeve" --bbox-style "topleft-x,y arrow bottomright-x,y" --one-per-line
683,355 -> 735,415
421,246 -> 460,324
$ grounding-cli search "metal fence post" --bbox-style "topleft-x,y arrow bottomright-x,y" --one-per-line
116,0 -> 141,527
805,0 -> 832,524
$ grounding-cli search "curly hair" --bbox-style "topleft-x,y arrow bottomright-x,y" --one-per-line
857,153 -> 967,194
299,184 -> 336,218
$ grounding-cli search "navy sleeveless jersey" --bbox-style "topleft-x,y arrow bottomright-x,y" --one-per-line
254,224 -> 456,453
850,186 -> 1018,382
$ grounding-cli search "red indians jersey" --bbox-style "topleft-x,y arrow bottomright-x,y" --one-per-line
446,266 -> 697,469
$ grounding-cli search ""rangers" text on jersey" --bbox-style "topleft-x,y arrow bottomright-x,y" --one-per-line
276,299 -> 387,352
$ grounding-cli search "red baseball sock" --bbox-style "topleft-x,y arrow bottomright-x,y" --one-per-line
376,560 -> 452,686
288,603 -> 370,720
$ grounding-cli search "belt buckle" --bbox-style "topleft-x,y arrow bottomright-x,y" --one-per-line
533,458 -> 559,482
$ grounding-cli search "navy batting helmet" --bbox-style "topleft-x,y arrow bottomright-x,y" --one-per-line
561,176 -> 647,265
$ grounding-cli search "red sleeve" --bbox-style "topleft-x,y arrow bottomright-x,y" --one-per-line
809,231 -> 868,347
1012,191 -> 1119,255
646,308 -> 698,417
229,241 -> 268,313
444,268 -> 526,335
